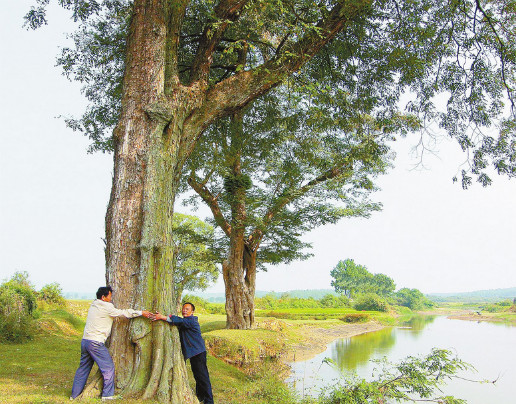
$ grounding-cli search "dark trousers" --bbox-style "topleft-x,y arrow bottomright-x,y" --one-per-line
71,339 -> 115,398
189,351 -> 214,404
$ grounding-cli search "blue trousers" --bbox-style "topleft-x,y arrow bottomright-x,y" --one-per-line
71,339 -> 115,398
189,351 -> 213,404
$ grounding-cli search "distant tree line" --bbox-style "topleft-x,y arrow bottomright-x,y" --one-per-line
331,259 -> 435,311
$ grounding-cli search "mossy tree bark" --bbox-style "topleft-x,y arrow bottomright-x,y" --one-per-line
223,243 -> 257,329
221,112 -> 257,329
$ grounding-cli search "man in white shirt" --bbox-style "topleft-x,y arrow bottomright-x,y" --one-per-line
70,286 -> 152,400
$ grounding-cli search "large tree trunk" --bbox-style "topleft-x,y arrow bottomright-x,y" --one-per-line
222,112 -> 257,329
81,1 -> 201,401
223,243 -> 257,329
101,96 -> 198,400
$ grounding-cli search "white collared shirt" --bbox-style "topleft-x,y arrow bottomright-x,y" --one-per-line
82,299 -> 142,343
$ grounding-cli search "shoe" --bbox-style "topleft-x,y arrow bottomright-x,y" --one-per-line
101,396 -> 122,400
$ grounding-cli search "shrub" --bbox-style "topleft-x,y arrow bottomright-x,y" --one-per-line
483,299 -> 515,313
205,302 -> 225,314
319,349 -> 470,404
255,293 -> 322,310
38,282 -> 65,305
353,293 -> 389,312
320,294 -> 351,308
394,288 -> 435,310
2,272 -> 37,314
182,294 -> 226,315
0,287 -> 34,343
0,272 -> 39,343
339,313 -> 370,323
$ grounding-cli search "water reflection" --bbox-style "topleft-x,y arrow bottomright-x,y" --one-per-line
331,327 -> 395,370
397,315 -> 436,333
289,316 -> 516,404
332,316 -> 436,371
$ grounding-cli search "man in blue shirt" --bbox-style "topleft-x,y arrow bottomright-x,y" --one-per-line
154,302 -> 214,404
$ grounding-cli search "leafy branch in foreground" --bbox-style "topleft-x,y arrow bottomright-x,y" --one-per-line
319,349 -> 489,404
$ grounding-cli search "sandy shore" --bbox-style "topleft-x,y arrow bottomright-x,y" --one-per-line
284,322 -> 385,362
446,313 -> 505,322
417,309 -> 506,323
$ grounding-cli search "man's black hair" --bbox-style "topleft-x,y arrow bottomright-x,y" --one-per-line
182,302 -> 196,312
96,286 -> 113,299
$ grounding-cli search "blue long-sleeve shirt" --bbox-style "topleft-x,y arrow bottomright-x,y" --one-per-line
166,315 -> 206,359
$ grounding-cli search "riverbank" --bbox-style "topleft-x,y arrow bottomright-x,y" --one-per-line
418,308 -> 516,324
282,321 -> 385,362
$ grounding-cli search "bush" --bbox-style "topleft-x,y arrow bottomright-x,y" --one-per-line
182,294 -> 226,315
353,293 -> 389,312
255,293 -> 321,310
260,308 -> 354,321
394,288 -> 435,310
319,349 -> 470,404
38,282 -> 65,305
0,286 -> 34,343
2,272 -> 37,315
483,299 -> 514,313
0,272 -> 39,343
339,313 -> 370,323
320,294 -> 351,308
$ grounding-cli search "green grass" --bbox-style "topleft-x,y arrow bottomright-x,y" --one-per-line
255,307 -> 396,325
205,328 -> 286,365
0,326 -> 82,403
0,301 -> 407,403
0,305 -> 298,404
207,357 -> 298,404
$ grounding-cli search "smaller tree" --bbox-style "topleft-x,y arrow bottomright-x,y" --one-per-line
331,259 -> 370,297
172,213 -> 218,310
39,282 -> 65,305
369,273 -> 396,297
1,271 -> 37,314
395,288 -> 435,311
331,259 -> 395,298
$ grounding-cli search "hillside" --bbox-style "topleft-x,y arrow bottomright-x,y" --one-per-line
427,287 -> 516,303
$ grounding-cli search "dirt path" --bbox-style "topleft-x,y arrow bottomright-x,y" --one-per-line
284,322 -> 385,362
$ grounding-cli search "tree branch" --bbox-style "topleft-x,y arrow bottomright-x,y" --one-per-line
248,161 -> 353,249
165,0 -> 190,90
185,0 -> 372,135
187,176 -> 232,237
474,0 -> 515,112
189,0 -> 250,84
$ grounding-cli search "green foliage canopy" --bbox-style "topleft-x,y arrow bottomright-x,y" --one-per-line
38,282 -> 66,305
395,287 -> 435,310
172,213 -> 219,298
184,86 -> 389,269
331,259 -> 396,297
25,0 -> 516,187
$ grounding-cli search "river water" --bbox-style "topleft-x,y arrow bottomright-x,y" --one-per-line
288,316 -> 516,403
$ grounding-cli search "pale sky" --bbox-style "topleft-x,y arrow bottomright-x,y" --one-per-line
1,1 -> 515,296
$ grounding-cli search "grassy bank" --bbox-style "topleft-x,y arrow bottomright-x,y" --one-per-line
420,302 -> 516,324
0,300 -> 394,403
